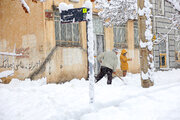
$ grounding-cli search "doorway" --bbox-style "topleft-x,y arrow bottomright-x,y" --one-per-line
94,34 -> 104,75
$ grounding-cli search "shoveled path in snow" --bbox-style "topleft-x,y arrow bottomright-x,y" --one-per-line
0,69 -> 180,120
82,82 -> 180,120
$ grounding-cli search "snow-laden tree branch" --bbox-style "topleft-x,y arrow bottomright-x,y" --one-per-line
153,0 -> 180,44
167,0 -> 180,11
20,0 -> 30,13
154,12 -> 180,44
20,0 -> 46,13
96,0 -> 179,42
95,0 -> 137,26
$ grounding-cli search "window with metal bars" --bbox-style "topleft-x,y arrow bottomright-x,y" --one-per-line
54,11 -> 81,47
157,0 -> 165,15
93,16 -> 104,35
134,21 -> 139,48
113,24 -> 127,48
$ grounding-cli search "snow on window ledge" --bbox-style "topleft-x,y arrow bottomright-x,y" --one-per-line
69,0 -> 79,3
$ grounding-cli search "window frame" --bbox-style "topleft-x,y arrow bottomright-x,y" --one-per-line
113,24 -> 128,49
134,21 -> 139,48
160,53 -> 167,68
93,16 -> 104,35
175,30 -> 180,62
157,0 -> 165,16
54,11 -> 81,47
159,40 -> 166,53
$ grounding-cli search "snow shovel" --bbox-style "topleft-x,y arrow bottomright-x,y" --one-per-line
113,73 -> 127,85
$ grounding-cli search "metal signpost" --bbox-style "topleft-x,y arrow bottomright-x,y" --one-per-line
61,7 -> 94,103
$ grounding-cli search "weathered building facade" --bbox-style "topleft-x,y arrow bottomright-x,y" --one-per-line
152,0 -> 180,69
1,0 -> 179,83
0,0 -> 141,83
0,0 -> 89,83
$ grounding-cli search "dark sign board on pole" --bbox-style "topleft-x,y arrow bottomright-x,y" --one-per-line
61,7 -> 89,23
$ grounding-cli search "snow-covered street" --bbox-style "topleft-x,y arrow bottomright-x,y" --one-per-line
0,69 -> 180,120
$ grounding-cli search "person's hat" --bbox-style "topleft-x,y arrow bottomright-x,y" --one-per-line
121,49 -> 127,54
112,48 -> 119,53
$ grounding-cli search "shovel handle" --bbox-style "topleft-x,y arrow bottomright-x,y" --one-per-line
114,73 -> 127,85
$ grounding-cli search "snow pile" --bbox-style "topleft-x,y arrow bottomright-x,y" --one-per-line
58,2 -> 74,13
167,0 -> 180,11
9,77 -> 47,86
0,70 -> 14,78
0,69 -> 180,120
152,69 -> 180,85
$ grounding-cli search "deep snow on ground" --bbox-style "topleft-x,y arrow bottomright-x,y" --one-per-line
0,69 -> 180,120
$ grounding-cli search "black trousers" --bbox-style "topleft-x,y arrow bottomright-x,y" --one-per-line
95,66 -> 113,84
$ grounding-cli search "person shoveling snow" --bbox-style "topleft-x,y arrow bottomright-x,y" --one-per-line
95,48 -> 119,85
